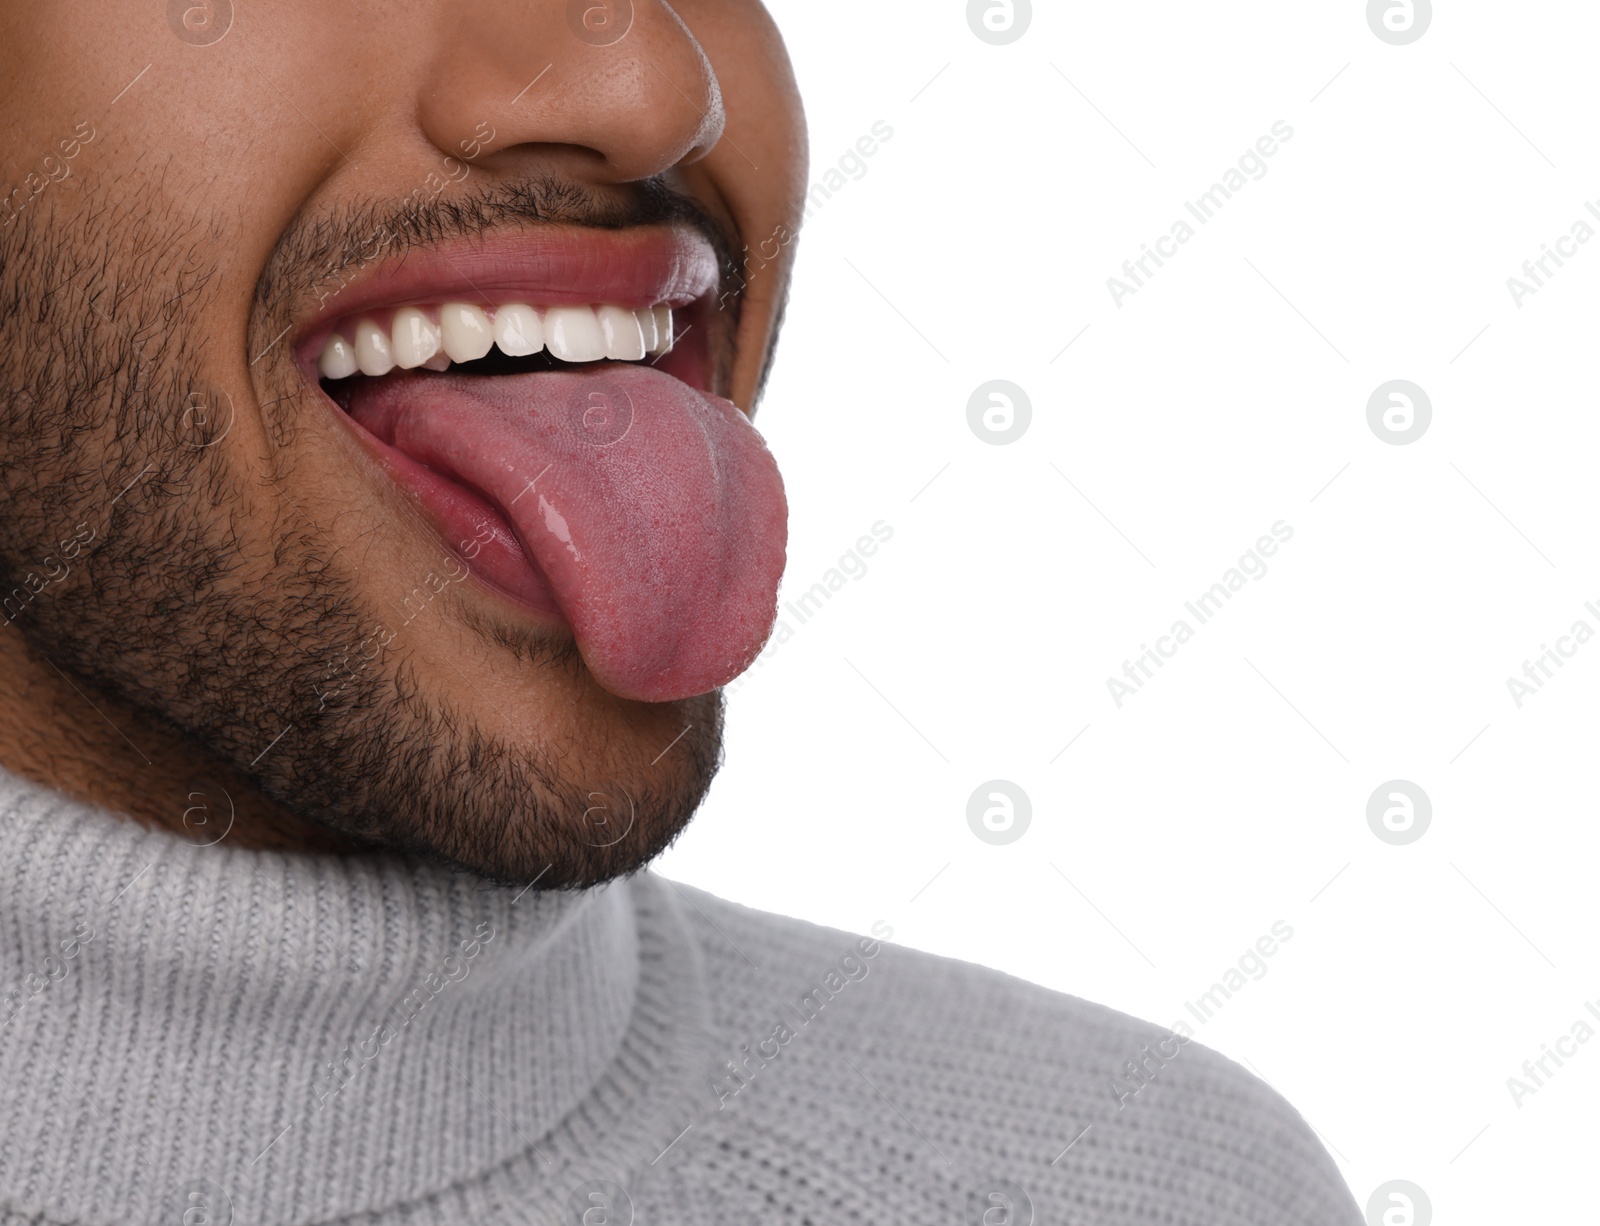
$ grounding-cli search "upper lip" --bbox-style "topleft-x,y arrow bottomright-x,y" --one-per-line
291,223 -> 721,378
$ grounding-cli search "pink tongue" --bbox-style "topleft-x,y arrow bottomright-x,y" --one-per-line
348,365 -> 787,702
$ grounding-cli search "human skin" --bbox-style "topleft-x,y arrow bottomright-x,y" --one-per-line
0,0 -> 806,884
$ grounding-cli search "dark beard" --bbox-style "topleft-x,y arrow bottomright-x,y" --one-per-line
0,161 -> 728,888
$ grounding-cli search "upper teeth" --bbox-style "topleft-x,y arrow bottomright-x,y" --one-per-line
318,303 -> 674,379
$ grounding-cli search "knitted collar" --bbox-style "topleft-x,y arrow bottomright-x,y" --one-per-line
0,766 -> 662,1224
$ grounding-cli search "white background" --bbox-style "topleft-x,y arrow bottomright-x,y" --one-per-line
659,1 -> 1598,1220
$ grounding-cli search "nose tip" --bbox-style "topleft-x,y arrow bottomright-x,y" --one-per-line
570,21 -> 726,180
417,1 -> 726,187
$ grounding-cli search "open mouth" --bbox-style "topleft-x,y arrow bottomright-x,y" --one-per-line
294,227 -> 788,704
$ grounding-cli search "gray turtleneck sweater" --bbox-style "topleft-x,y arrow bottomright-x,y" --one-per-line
0,767 -> 1359,1225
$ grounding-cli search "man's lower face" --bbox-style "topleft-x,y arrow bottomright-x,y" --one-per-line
0,4 -> 802,887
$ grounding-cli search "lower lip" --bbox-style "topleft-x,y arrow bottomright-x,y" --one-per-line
341,416 -> 569,620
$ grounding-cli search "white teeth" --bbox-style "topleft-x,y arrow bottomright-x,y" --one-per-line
492,304 -> 544,357
318,333 -> 358,380
440,303 -> 494,363
392,307 -> 441,369
354,320 -> 394,376
597,305 -> 647,362
544,306 -> 607,363
649,305 -> 673,355
636,308 -> 659,353
322,303 -> 675,380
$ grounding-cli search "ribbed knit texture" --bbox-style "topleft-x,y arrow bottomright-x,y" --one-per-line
0,767 -> 1360,1225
